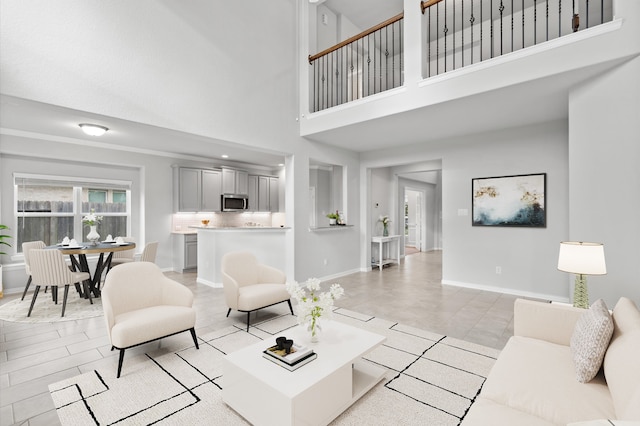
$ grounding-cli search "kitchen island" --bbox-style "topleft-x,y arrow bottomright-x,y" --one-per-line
192,226 -> 292,288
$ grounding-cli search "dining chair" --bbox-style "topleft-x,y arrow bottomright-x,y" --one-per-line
106,237 -> 136,271
20,241 -> 46,301
27,249 -> 91,317
139,241 -> 159,263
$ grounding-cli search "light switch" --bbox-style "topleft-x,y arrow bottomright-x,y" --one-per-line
457,208 -> 468,216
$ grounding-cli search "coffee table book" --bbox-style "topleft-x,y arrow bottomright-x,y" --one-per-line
262,351 -> 318,371
264,343 -> 313,364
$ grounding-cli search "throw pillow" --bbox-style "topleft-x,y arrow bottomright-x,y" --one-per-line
570,299 -> 614,383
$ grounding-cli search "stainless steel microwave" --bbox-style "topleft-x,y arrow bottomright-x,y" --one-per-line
221,193 -> 249,211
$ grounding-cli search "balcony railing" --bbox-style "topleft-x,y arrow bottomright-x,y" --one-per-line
422,0 -> 613,77
308,0 -> 612,112
309,13 -> 404,113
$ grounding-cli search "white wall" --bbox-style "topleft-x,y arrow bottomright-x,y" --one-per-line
568,56 -> 640,307
362,120 -> 571,301
0,0 -> 365,290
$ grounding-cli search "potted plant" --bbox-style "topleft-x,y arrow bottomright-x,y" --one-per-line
0,224 -> 12,298
326,212 -> 340,225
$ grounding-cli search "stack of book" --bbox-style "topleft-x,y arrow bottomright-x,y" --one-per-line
262,342 -> 317,371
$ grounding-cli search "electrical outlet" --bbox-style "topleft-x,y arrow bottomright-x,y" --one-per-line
496,266 -> 502,275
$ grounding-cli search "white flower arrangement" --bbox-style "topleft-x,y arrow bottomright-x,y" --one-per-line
286,278 -> 344,338
82,209 -> 103,226
378,215 -> 390,225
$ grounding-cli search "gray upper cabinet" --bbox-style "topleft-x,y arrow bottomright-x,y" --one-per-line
222,168 -> 248,195
174,167 -> 222,212
249,174 -> 279,212
201,169 -> 222,211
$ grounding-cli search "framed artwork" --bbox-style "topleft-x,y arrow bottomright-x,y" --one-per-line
472,173 -> 546,227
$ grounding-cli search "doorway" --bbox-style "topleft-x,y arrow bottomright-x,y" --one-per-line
405,189 -> 422,254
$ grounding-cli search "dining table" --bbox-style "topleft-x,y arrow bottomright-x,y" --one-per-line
48,241 -> 136,298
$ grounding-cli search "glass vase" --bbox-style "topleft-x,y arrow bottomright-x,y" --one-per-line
383,223 -> 389,237
308,317 -> 322,343
86,225 -> 100,245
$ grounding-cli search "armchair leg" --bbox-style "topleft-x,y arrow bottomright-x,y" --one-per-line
226,308 -> 231,317
246,312 -> 251,332
287,299 -> 294,316
190,328 -> 199,349
117,349 -> 125,378
27,285 -> 41,317
21,276 -> 32,301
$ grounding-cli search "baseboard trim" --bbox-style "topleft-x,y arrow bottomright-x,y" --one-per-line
197,278 -> 222,289
316,268 -> 362,283
441,279 -> 570,303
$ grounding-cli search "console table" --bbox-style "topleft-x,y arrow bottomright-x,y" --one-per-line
371,235 -> 401,270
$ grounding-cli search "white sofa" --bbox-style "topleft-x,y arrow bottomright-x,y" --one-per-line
463,297 -> 640,426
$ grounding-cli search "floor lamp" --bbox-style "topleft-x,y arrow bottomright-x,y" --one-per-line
557,241 -> 607,309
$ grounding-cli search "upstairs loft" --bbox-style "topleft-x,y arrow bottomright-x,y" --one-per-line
298,0 -> 639,150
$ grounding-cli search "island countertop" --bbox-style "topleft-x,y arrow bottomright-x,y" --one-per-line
189,226 -> 290,231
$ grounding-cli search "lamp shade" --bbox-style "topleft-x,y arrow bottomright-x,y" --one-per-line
557,242 -> 607,275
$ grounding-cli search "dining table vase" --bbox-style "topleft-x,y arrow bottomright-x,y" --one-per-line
86,225 -> 100,245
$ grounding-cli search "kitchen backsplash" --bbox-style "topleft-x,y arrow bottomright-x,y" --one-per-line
172,212 -> 285,232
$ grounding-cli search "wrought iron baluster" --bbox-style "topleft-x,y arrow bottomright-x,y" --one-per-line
367,34 -> 371,97
546,0 -> 549,41
490,0 -> 494,58
480,0 -> 483,61
470,0 -> 475,64
511,0 -> 514,53
559,0 -> 562,37
386,26 -> 390,90
453,0 -> 456,70
534,0 -> 537,45
462,0 -> 465,68
586,0 -> 589,29
600,0 -> 603,24
444,0 -> 448,72
428,8 -> 432,77
437,2 -> 440,74
522,0 -> 525,48
500,1 -> 505,56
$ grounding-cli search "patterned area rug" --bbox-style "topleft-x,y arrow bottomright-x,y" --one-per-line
0,290 -> 102,323
49,309 -> 499,425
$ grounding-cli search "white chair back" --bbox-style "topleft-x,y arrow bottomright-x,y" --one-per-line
22,240 -> 46,276
140,242 -> 158,263
112,237 -> 136,260
29,249 -> 76,286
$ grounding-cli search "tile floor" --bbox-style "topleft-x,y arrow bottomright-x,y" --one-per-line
0,250 -> 519,425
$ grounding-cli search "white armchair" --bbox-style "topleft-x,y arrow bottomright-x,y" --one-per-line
102,262 -> 198,378
221,251 -> 293,331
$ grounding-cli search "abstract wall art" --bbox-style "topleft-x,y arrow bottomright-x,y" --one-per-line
472,173 -> 546,227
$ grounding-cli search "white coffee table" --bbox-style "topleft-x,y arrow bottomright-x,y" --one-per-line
222,320 -> 387,426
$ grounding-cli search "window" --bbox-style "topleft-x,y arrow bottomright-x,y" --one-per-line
14,174 -> 131,251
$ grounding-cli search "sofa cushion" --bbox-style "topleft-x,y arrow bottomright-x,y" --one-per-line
570,299 -> 614,383
603,297 -> 640,421
463,397 -> 556,426
479,336 -> 616,425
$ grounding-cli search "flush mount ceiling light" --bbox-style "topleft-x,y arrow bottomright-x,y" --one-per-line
79,123 -> 109,136
221,154 -> 229,159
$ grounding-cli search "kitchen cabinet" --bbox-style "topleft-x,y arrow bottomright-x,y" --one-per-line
222,168 -> 248,195
249,175 -> 279,212
172,233 -> 197,272
174,167 -> 222,212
